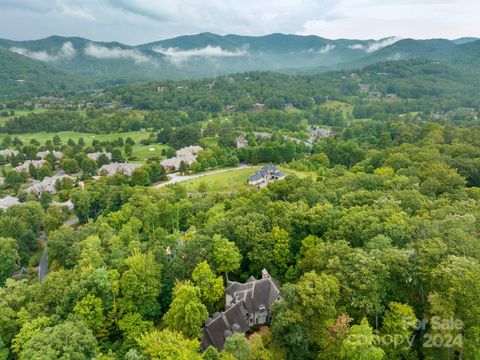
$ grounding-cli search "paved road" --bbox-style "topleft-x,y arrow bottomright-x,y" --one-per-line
62,165 -> 255,227
38,248 -> 48,283
63,217 -> 80,226
152,165 -> 254,189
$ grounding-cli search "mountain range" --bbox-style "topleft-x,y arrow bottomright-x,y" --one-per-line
0,33 -> 479,97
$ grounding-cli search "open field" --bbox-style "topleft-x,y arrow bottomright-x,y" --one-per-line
159,165 -> 315,194
0,130 -> 169,161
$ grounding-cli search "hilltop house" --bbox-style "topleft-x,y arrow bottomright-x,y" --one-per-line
248,165 -> 285,187
201,269 -> 282,350
161,145 -> 203,172
98,163 -> 141,177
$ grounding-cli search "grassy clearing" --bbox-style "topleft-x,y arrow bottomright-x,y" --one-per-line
0,130 -> 169,161
0,130 -> 151,145
161,166 -> 316,194
320,101 -> 354,117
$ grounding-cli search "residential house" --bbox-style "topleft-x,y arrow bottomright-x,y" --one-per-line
368,91 -> 383,98
87,152 -> 112,161
358,83 -> 370,92
0,149 -> 19,158
0,196 -> 21,209
235,135 -> 249,149
225,105 -> 236,113
98,163 -> 142,177
248,165 -> 285,187
253,103 -> 265,111
201,269 -> 282,350
36,150 -> 63,161
284,103 -> 295,110
161,145 -> 203,172
13,160 -> 48,173
309,127 -> 333,139
26,175 -> 74,195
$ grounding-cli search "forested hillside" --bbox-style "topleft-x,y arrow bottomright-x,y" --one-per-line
1,33 -> 479,95
1,46 -> 480,358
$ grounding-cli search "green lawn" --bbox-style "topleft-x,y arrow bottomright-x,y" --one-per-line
320,101 -> 354,117
199,136 -> 219,148
0,130 -> 168,161
161,166 -> 315,194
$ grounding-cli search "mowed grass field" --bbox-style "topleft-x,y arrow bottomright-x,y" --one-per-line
161,166 -> 316,194
0,131 -> 169,161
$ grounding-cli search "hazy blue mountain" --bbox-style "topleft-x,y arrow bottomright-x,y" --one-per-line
0,33 -> 479,92
453,37 -> 480,45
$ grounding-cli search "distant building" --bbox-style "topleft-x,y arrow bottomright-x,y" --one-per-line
253,103 -> 265,111
368,91 -> 382,98
235,135 -> 249,149
26,175 -> 74,195
0,149 -> 19,158
13,160 -> 48,173
248,165 -> 285,187
36,150 -> 63,161
87,152 -> 112,161
386,93 -> 398,99
98,163 -> 141,177
284,103 -> 295,110
225,105 -> 236,113
358,83 -> 370,92
253,132 -> 272,140
0,196 -> 21,209
201,269 -> 282,350
309,127 -> 333,138
161,146 -> 203,172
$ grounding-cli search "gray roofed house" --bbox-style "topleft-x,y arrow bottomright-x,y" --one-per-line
248,165 -> 285,187
13,160 -> 48,173
0,149 -> 19,157
0,196 -> 21,209
26,174 -> 74,195
161,145 -> 203,172
87,152 -> 112,161
201,269 -> 282,351
36,150 -> 63,161
98,162 -> 141,177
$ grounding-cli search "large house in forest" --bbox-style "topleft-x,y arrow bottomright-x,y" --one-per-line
248,165 -> 285,187
201,269 -> 282,350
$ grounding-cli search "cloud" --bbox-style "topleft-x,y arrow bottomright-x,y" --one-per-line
365,37 -> 402,53
84,44 -> 150,63
348,44 -> 366,50
154,45 -> 248,65
1,0 -> 480,44
305,44 -> 336,54
346,38 -> 401,52
10,41 -> 76,62
319,44 -> 336,54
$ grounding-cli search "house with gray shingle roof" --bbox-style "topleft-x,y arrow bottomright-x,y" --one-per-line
248,165 -> 285,187
201,269 -> 282,351
0,196 -> 21,209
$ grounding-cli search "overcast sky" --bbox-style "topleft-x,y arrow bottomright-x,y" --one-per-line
0,0 -> 479,44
